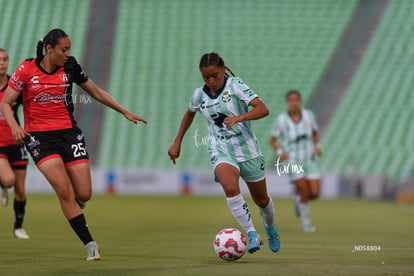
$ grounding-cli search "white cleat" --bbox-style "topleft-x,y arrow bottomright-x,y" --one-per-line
86,241 -> 101,261
14,228 -> 30,239
0,187 -> 8,206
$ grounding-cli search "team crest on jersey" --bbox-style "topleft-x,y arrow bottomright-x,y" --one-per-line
27,136 -> 40,149
62,73 -> 69,83
222,91 -> 231,103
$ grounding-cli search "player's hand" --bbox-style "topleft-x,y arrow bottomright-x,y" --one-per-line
314,147 -> 322,156
124,110 -> 148,124
12,126 -> 29,145
224,116 -> 242,129
279,152 -> 289,161
168,142 -> 181,165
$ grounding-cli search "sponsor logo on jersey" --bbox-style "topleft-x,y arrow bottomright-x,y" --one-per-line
34,92 -> 66,104
222,91 -> 231,103
27,136 -> 40,149
201,101 -> 220,110
77,134 -> 84,141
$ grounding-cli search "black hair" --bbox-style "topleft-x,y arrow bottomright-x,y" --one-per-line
0,48 -> 6,52
36,29 -> 68,60
199,52 -> 235,77
285,90 -> 302,101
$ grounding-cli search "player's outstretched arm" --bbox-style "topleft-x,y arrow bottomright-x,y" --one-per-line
224,98 -> 269,129
0,88 -> 29,144
80,79 -> 147,124
168,109 -> 196,165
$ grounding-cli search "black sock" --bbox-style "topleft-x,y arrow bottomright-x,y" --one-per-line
14,199 -> 26,229
68,214 -> 94,245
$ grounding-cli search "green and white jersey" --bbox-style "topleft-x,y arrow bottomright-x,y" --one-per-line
189,77 -> 262,162
271,109 -> 318,164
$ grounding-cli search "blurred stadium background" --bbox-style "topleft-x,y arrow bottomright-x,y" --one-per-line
1,0 -> 413,201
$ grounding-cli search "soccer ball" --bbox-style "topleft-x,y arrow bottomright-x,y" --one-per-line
213,228 -> 247,261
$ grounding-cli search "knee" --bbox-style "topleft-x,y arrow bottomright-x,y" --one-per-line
255,196 -> 270,208
1,175 -> 15,188
309,192 -> 319,200
55,186 -> 75,202
76,192 -> 91,202
76,193 -> 92,202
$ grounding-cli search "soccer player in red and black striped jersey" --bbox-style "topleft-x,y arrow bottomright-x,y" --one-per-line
0,29 -> 147,261
0,48 -> 30,239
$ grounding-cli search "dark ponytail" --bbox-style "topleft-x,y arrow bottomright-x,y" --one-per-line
199,52 -> 235,77
36,29 -> 68,61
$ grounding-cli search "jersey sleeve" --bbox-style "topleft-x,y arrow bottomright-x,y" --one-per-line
69,56 -> 89,85
232,77 -> 258,105
8,61 -> 29,93
189,88 -> 202,112
270,115 -> 283,138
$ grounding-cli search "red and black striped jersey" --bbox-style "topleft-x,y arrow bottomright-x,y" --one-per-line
0,75 -> 23,147
8,56 -> 89,132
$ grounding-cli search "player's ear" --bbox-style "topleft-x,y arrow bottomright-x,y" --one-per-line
46,44 -> 53,53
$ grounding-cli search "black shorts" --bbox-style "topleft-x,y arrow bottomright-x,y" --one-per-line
25,127 -> 89,167
0,144 -> 29,170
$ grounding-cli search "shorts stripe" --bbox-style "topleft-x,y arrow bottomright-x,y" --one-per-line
36,154 -> 62,167
213,160 -> 240,172
10,160 -> 29,166
0,154 -> 8,159
65,159 -> 89,167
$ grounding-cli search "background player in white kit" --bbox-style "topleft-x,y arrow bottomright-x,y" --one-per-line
270,90 -> 321,232
169,53 -> 280,254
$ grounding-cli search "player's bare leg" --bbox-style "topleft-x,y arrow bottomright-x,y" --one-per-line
307,179 -> 320,200
215,163 -> 263,253
0,158 -> 15,206
246,179 -> 280,252
13,169 -> 29,239
38,158 -> 100,260
294,178 -> 315,232
66,163 -> 92,209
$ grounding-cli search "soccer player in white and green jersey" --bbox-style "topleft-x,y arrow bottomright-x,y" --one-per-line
168,53 -> 280,254
270,90 -> 321,232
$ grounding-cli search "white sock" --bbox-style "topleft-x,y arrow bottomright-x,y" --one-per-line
259,196 -> 275,228
299,203 -> 311,227
226,194 -> 256,233
294,194 -> 300,205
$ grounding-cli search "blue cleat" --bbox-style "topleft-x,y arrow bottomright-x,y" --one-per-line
264,223 -> 281,252
247,231 -> 264,253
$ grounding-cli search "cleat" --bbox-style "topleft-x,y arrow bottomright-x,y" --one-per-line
14,228 -> 30,239
247,231 -> 264,254
264,223 -> 281,252
0,187 -> 8,206
86,241 -> 101,261
76,198 -> 86,209
303,224 -> 316,233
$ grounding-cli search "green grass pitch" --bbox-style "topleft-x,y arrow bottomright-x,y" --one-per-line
0,195 -> 412,275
